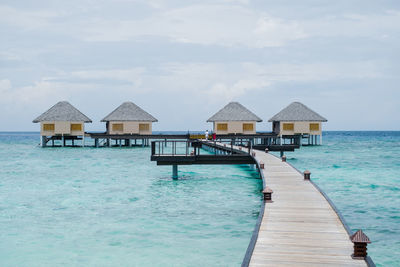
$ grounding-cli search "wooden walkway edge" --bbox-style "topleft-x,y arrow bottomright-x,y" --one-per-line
245,149 -> 370,267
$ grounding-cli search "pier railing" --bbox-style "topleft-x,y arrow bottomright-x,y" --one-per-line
151,140 -> 193,156
151,139 -> 253,157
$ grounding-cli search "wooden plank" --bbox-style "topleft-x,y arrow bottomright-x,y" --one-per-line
248,150 -> 366,266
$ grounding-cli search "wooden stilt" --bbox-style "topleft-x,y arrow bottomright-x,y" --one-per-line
172,165 -> 178,179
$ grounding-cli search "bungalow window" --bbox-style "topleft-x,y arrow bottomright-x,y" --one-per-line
139,123 -> 149,131
282,123 -> 294,131
43,123 -> 55,131
310,123 -> 320,131
217,123 -> 228,131
70,124 -> 82,131
112,123 -> 124,132
243,123 -> 254,131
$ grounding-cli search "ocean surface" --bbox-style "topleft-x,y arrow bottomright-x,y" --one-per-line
275,131 -> 400,267
0,131 -> 399,266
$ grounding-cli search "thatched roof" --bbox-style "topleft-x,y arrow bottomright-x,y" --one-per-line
269,102 -> 327,122
207,102 -> 262,122
32,101 -> 92,123
101,102 -> 158,122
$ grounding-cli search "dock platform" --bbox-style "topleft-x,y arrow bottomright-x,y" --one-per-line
246,149 -> 368,267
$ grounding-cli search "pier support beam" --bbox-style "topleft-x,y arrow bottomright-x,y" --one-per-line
172,165 -> 178,179
41,136 -> 46,147
320,134 -> 322,145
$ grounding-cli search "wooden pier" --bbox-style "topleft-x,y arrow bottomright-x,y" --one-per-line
244,149 -> 372,267
150,140 -> 373,266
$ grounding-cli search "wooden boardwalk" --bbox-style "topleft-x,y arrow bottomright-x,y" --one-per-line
249,150 -> 367,267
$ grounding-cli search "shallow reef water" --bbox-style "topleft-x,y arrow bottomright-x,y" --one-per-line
276,131 -> 400,267
0,131 -> 399,266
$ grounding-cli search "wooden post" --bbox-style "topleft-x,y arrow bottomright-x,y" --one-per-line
320,134 -> 322,145
62,135 -> 65,147
303,170 -> 311,180
262,187 -> 273,202
282,155 -> 286,162
172,165 -> 178,179
265,148 -> 269,153
351,230 -> 371,259
260,161 -> 265,169
151,141 -> 155,155
41,136 -> 46,147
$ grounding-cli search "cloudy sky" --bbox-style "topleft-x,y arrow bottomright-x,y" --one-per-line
1,0 -> 399,131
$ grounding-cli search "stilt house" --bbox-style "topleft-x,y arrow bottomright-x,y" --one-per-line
32,101 -> 92,146
101,102 -> 158,135
269,102 -> 327,143
207,102 -> 262,134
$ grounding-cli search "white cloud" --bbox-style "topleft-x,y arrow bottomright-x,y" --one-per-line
0,5 -> 60,29
81,5 -> 307,48
70,68 -> 146,88
303,10 -> 400,39
0,59 -> 383,109
0,79 -> 12,94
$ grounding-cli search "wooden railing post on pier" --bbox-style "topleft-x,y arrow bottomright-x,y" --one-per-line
303,170 -> 311,180
350,230 -> 371,259
281,155 -> 286,162
262,187 -> 273,202
151,141 -> 155,155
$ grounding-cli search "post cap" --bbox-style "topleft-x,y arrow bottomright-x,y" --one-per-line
351,230 -> 371,244
304,170 -> 311,175
262,187 -> 273,194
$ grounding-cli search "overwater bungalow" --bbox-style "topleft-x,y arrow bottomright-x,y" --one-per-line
207,102 -> 262,135
101,101 -> 158,135
33,101 -> 92,147
269,102 -> 327,145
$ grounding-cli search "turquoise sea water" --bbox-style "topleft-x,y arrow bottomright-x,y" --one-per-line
0,132 -> 399,266
276,131 -> 400,267
0,132 -> 262,266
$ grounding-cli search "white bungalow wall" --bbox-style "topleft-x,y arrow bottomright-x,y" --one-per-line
213,121 -> 256,135
279,121 -> 322,136
108,121 -> 153,135
40,121 -> 85,136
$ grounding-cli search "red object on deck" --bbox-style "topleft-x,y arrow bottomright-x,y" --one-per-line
212,133 -> 216,140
